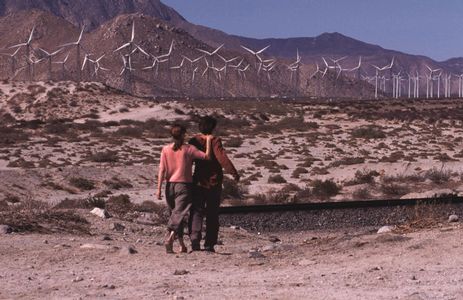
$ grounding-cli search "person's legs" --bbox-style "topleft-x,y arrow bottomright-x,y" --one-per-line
189,185 -> 206,250
204,185 -> 222,251
166,183 -> 193,251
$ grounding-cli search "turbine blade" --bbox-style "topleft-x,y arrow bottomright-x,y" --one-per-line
114,43 -> 130,52
256,45 -> 270,54
240,45 -> 256,55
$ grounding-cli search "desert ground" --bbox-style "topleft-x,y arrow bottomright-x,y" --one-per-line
1,210 -> 463,299
1,80 -> 463,299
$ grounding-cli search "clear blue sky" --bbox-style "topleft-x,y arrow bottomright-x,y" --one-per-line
162,0 -> 463,61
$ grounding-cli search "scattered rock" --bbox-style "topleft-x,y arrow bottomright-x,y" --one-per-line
261,244 -> 278,252
80,243 -> 116,251
54,244 -> 71,249
173,296 -> 185,300
400,189 -> 457,199
0,225 -> 12,234
376,234 -> 412,243
135,213 -> 157,226
102,235 -> 112,241
72,276 -> 84,283
101,284 -> 116,289
110,222 -> 125,231
230,225 -> 240,230
248,250 -> 266,259
377,225 -> 395,234
448,214 -> 459,223
268,236 -> 280,243
91,208 -> 111,219
173,269 -> 189,276
120,245 -> 137,255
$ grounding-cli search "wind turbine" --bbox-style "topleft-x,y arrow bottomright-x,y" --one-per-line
170,58 -> 185,87
114,22 -> 137,53
182,55 -> 204,87
91,54 -> 110,79
52,52 -> 70,80
372,57 -> 394,99
0,47 -> 21,78
425,65 -> 441,98
81,53 -> 94,80
38,47 -> 63,80
240,45 -> 270,74
23,55 -> 44,81
9,26 -> 35,80
59,26 -> 85,82
120,54 -> 135,93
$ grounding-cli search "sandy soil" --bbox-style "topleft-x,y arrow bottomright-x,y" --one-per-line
1,216 -> 462,300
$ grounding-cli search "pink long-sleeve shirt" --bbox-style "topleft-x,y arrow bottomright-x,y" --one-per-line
158,143 -> 207,183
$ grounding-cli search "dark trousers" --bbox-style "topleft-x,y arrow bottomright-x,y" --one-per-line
189,185 -> 222,247
165,182 -> 193,237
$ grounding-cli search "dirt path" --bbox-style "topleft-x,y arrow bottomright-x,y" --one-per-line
1,218 -> 462,299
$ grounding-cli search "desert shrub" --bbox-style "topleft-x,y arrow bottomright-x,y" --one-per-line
425,167 -> 452,184
106,194 -> 132,216
281,183 -> 301,193
352,187 -> 372,200
329,157 -> 365,168
222,177 -> 247,199
351,126 -> 386,139
295,187 -> 311,200
143,118 -> 170,138
380,183 -> 409,197
69,177 -> 95,191
345,169 -> 379,186
253,189 -> 289,205
54,196 -> 105,209
116,126 -> 144,138
103,177 -> 133,190
76,120 -> 103,131
0,126 -> 29,145
311,179 -> 341,199
268,174 -> 287,184
291,167 -> 309,178
224,137 -> 244,148
89,151 -> 119,163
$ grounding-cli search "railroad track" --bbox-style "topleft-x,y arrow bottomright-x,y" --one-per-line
220,196 -> 463,214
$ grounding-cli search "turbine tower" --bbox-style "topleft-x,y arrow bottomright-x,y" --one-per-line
0,48 -> 21,78
59,26 -> 85,82
52,53 -> 70,80
10,26 -> 35,81
38,47 -> 63,80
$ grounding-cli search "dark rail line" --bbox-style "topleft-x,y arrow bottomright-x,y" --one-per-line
220,196 -> 463,214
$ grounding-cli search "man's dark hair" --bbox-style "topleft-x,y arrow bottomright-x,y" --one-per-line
198,116 -> 217,135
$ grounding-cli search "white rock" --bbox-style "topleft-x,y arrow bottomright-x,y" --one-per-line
400,189 -> 457,199
448,214 -> 459,223
377,225 -> 395,234
80,243 -> 116,251
0,225 -> 12,234
90,208 -> 111,219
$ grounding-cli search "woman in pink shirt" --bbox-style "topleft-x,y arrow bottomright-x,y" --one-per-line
157,124 -> 212,253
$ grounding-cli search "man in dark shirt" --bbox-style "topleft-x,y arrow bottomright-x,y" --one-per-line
189,116 -> 240,252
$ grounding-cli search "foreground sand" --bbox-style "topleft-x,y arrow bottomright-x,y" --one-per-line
1,216 -> 462,299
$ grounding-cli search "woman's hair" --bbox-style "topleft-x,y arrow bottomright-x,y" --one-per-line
170,124 -> 187,151
198,116 -> 217,135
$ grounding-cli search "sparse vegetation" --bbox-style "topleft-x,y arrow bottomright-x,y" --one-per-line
69,177 -> 95,191
311,179 -> 341,199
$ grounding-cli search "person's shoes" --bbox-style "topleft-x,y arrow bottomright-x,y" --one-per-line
178,236 -> 188,253
164,231 -> 175,254
191,243 -> 201,251
204,245 -> 215,253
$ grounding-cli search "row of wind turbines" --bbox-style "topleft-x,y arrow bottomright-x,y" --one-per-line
1,21 -> 461,99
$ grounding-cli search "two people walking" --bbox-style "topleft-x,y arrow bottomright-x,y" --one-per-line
156,116 -> 240,253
